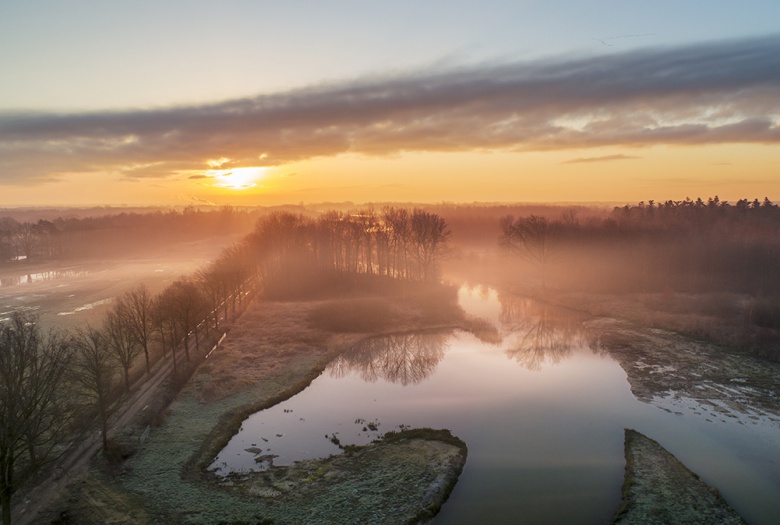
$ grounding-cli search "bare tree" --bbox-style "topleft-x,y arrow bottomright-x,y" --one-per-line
104,308 -> 141,392
0,314 -> 72,525
158,278 -> 207,361
411,209 -> 450,282
329,333 -> 446,386
196,264 -> 223,331
383,207 -> 412,279
119,285 -> 155,374
70,326 -> 121,453
219,244 -> 253,318
500,214 -> 557,288
11,223 -> 37,262
152,295 -> 179,373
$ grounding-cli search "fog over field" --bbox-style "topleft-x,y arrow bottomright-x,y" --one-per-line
1,200 -> 779,524
2,1 -> 779,524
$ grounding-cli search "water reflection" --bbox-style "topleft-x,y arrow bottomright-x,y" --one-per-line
0,268 -> 90,287
589,317 -> 780,426
498,293 -> 590,371
208,285 -> 780,525
328,332 -> 448,385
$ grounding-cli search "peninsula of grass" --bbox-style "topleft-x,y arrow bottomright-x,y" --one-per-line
613,429 -> 747,525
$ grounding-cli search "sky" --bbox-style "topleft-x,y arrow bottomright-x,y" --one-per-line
1,0 -> 779,207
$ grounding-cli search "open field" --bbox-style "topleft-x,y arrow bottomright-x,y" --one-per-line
0,235 -> 242,331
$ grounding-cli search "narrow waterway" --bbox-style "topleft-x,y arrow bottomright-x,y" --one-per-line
212,286 -> 780,525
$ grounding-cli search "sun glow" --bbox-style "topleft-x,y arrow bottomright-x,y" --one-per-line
209,167 -> 267,190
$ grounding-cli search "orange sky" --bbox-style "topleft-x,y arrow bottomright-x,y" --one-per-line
1,3 -> 779,207
2,144 -> 777,207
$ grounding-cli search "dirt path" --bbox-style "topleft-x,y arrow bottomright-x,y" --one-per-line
12,347 -> 180,525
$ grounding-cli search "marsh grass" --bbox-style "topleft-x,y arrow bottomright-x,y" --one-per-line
547,290 -> 780,361
307,297 -> 400,333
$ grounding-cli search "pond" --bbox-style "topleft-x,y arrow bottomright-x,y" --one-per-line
211,286 -> 780,525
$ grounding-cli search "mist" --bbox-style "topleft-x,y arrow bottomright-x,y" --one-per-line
2,199 -> 780,525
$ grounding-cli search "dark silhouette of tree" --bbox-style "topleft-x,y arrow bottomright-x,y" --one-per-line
196,264 -> 224,331
11,223 -> 37,262
383,207 -> 412,279
117,285 -> 155,375
411,209 -> 450,282
499,293 -> 586,370
152,295 -> 179,372
70,326 -> 121,453
158,278 -> 207,361
244,208 -> 450,293
328,333 -> 447,385
500,214 -> 557,288
218,243 -> 253,319
0,313 -> 72,525
104,308 -> 141,392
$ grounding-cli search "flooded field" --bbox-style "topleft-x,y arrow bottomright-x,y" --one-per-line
0,235 -> 240,329
212,287 -> 780,525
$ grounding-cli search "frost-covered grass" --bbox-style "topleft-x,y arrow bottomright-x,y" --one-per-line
114,291 -> 473,524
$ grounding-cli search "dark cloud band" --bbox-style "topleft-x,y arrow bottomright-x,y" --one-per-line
1,34 -> 778,183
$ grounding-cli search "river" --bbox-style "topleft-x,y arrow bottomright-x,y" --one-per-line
211,286 -> 780,525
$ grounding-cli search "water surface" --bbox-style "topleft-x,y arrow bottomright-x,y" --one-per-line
212,286 -> 780,525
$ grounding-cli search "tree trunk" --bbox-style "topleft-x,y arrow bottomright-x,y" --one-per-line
223,298 -> 229,324
143,344 -> 150,375
2,484 -> 12,525
100,405 -> 109,452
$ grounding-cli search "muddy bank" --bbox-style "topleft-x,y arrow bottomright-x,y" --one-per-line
588,317 -> 780,425
614,429 -> 746,525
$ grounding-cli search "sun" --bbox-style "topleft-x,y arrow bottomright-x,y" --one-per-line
210,167 -> 266,190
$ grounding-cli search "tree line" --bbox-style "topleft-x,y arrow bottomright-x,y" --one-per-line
246,208 -> 450,296
499,196 -> 780,294
0,247 -> 256,525
0,205 -> 450,524
499,196 -> 780,360
0,206 -> 263,264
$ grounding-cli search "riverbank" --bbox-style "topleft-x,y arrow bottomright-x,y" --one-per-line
614,429 -> 747,525
45,285 -> 481,524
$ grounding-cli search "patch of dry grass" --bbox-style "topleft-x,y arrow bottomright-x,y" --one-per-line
307,297 -> 401,333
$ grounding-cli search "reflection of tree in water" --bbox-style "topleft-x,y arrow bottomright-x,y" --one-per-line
499,293 -> 589,371
328,332 -> 448,385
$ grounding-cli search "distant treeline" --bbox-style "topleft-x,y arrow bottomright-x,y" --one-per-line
495,196 -> 780,294
566,196 -> 780,295
246,208 -> 450,296
0,206 -> 265,264
495,197 -> 780,360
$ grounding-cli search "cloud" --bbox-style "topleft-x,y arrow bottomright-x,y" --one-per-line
1,34 -> 779,184
562,154 -> 641,164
